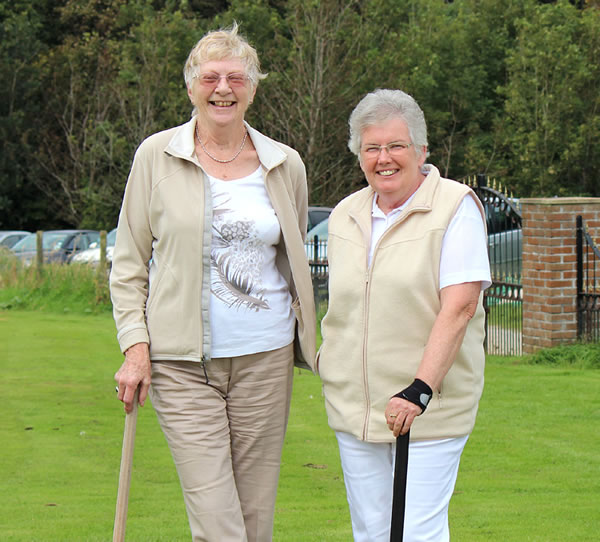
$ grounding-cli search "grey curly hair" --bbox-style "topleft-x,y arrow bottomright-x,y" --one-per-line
348,89 -> 428,158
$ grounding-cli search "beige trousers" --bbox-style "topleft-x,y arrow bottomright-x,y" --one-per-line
149,344 -> 294,542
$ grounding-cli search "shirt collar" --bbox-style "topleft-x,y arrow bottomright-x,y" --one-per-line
371,164 -> 434,219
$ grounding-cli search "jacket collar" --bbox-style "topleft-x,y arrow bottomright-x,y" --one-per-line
164,117 -> 197,161
348,164 -> 442,233
401,163 -> 440,214
245,123 -> 287,170
164,117 -> 287,171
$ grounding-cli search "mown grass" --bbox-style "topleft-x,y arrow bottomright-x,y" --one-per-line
1,309 -> 599,541
453,354 -> 600,541
0,310 -> 349,541
1,261 -> 599,540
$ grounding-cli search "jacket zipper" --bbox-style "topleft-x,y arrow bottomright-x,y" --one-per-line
361,269 -> 371,441
356,208 -> 427,440
198,163 -> 213,363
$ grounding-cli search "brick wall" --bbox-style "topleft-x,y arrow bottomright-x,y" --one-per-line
521,197 -> 600,353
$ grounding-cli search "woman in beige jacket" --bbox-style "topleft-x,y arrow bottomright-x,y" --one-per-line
111,24 -> 315,542
318,89 -> 490,542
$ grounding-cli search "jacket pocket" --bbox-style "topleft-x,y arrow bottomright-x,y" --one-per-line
145,262 -> 184,354
436,381 -> 443,409
291,297 -> 312,370
314,346 -> 322,375
145,262 -> 167,314
291,296 -> 301,313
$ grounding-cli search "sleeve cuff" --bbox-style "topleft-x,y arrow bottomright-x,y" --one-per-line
117,325 -> 150,354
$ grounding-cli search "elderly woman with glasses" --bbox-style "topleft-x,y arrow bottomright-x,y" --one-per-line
317,89 -> 491,542
110,23 -> 315,542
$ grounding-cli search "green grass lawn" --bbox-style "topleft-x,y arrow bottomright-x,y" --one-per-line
1,310 -> 599,541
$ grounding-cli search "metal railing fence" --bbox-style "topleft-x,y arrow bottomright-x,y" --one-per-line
576,215 -> 600,342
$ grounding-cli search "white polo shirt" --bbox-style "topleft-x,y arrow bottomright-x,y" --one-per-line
369,186 -> 491,291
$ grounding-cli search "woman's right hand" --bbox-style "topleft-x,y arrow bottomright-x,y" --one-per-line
115,342 -> 151,413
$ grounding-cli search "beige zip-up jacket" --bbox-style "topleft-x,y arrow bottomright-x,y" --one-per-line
318,166 -> 486,442
110,117 -> 316,369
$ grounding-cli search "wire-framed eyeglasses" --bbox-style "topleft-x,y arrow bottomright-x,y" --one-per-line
194,72 -> 249,87
361,141 -> 413,157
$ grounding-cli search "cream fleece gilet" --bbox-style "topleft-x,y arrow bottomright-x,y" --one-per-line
318,166 -> 486,442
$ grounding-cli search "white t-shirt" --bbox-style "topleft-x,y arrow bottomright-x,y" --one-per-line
208,167 -> 295,357
370,187 -> 491,291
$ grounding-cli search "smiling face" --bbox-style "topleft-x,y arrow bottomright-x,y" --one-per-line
187,58 -> 256,128
359,117 -> 427,212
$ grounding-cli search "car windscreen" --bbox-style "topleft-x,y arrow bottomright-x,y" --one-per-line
13,232 -> 71,252
44,233 -> 71,250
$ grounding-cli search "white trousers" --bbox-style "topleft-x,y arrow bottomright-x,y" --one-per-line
336,432 -> 469,542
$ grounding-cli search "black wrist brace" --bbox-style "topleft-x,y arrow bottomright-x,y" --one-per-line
393,379 -> 433,413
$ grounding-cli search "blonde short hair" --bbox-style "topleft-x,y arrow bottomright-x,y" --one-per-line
183,22 -> 267,89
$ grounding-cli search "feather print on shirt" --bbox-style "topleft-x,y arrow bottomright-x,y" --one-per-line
210,196 -> 271,312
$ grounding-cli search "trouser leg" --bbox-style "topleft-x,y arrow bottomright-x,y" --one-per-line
403,436 -> 468,542
149,343 -> 293,542
150,360 -> 247,542
336,432 -> 468,542
336,432 -> 394,542
227,344 -> 294,542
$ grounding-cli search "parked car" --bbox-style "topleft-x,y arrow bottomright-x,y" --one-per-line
485,197 -> 521,234
484,197 -> 522,281
11,230 -> 100,265
0,230 -> 31,248
307,206 -> 332,232
305,217 -> 329,261
488,228 -> 522,280
71,228 -> 117,266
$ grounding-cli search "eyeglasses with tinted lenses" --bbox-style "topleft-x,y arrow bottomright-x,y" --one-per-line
361,142 -> 413,157
195,73 -> 249,87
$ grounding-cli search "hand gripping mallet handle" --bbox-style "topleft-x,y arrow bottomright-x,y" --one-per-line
390,430 -> 410,542
113,388 -> 139,542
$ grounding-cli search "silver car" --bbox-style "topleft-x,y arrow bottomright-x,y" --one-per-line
485,198 -> 522,281
70,228 -> 117,266
0,230 -> 31,248
11,230 -> 100,265
488,228 -> 522,280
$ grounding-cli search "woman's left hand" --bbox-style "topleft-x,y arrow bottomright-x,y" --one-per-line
115,342 -> 151,414
385,397 -> 422,437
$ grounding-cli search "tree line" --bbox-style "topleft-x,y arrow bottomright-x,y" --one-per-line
1,0 -> 599,230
